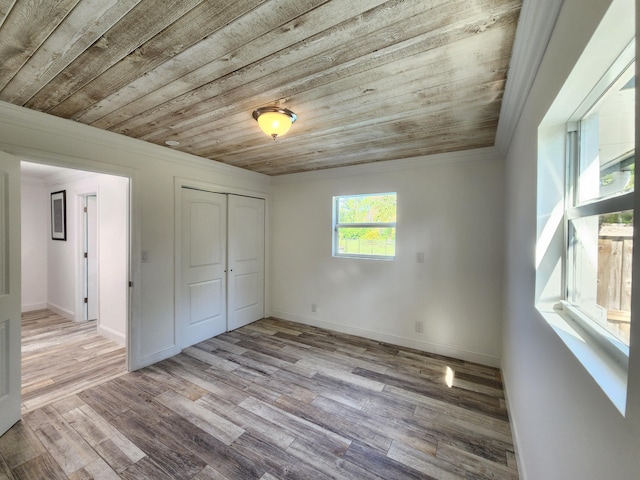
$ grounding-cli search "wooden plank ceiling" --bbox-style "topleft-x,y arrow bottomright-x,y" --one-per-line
0,0 -> 522,176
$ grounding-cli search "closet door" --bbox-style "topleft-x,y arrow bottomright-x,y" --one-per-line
178,188 -> 227,347
228,195 -> 265,330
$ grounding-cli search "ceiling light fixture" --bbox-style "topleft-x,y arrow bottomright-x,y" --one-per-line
252,107 -> 297,140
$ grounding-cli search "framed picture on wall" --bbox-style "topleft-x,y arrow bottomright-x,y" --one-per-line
51,190 -> 67,241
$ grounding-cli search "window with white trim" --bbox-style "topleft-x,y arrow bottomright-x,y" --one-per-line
564,46 -> 635,360
535,0 -> 635,414
332,192 -> 396,260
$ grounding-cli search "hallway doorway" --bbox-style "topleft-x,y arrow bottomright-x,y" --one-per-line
20,161 -> 130,409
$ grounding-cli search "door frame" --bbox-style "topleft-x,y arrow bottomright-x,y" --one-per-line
14,152 -> 138,372
174,177 -> 270,348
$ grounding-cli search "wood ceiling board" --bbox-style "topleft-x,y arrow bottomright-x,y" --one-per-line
188,81 -> 505,163
76,0 -> 384,127
24,0 -> 208,112
0,0 -> 141,105
47,0 -> 272,119
134,6 -> 518,148
0,0 -> 523,176
0,0 -> 81,91
214,117 -> 501,169
159,34 -> 512,152
109,0 -> 467,140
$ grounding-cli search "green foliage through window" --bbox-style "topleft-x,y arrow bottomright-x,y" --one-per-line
334,193 -> 397,259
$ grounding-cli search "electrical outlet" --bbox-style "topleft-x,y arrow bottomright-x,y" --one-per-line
415,321 -> 424,333
311,304 -> 318,313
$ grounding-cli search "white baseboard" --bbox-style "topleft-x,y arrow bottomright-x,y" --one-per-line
132,345 -> 182,371
21,303 -> 48,313
271,310 -> 501,368
500,358 -> 526,479
47,302 -> 74,320
97,324 -> 126,347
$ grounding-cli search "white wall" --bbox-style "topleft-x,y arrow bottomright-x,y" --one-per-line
271,148 -> 505,366
502,0 -> 640,478
21,178 -> 48,311
96,174 -> 129,344
0,101 -> 271,369
37,171 -> 129,345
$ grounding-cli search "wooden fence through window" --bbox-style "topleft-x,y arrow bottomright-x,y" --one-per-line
598,225 -> 632,344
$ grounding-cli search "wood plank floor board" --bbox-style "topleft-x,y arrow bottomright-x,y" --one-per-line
2,316 -> 519,479
387,440 -> 466,480
10,452 -> 68,480
160,356 -> 252,405
196,394 -> 297,451
285,436 -> 385,480
20,310 -> 127,413
344,441 -> 436,480
241,348 -> 318,379
0,418 -> 45,470
229,364 -> 318,404
272,368 -> 370,410
238,396 -> 353,451
67,456 -> 122,480
107,410 -> 208,479
276,394 -> 394,454
229,432 -> 334,480
309,393 -> 440,457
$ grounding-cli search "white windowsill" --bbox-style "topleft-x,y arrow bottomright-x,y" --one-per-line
536,303 -> 628,415
332,254 -> 396,261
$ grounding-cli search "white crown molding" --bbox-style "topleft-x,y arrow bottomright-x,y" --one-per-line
495,0 -> 564,156
272,146 -> 500,184
0,101 -> 270,185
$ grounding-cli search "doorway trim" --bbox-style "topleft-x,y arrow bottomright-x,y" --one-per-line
16,150 -> 138,372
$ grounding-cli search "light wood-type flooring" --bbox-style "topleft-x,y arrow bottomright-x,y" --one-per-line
20,309 -> 127,413
2,316 -> 519,479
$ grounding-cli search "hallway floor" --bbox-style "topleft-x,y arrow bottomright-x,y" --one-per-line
21,309 -> 127,413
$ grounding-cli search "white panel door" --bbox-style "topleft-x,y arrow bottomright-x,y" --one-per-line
0,151 -> 21,436
85,195 -> 98,321
179,188 -> 227,347
228,195 -> 264,330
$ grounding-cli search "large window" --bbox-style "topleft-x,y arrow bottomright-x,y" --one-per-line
565,48 -> 635,358
333,192 -> 396,259
536,0 -> 634,414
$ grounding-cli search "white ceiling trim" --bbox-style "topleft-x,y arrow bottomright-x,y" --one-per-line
495,0 -> 564,156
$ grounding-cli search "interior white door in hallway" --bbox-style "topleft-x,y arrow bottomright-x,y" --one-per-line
178,188 -> 228,347
228,194 -> 265,331
84,195 -> 98,321
0,151 -> 22,436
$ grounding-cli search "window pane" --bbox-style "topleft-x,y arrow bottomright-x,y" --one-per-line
570,210 -> 633,345
337,193 -> 397,224
337,227 -> 396,257
577,62 -> 635,204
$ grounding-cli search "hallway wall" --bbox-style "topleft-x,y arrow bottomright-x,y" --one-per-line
21,177 -> 48,311
21,168 -> 129,345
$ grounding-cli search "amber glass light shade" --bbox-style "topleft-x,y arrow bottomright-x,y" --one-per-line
253,107 -> 297,140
